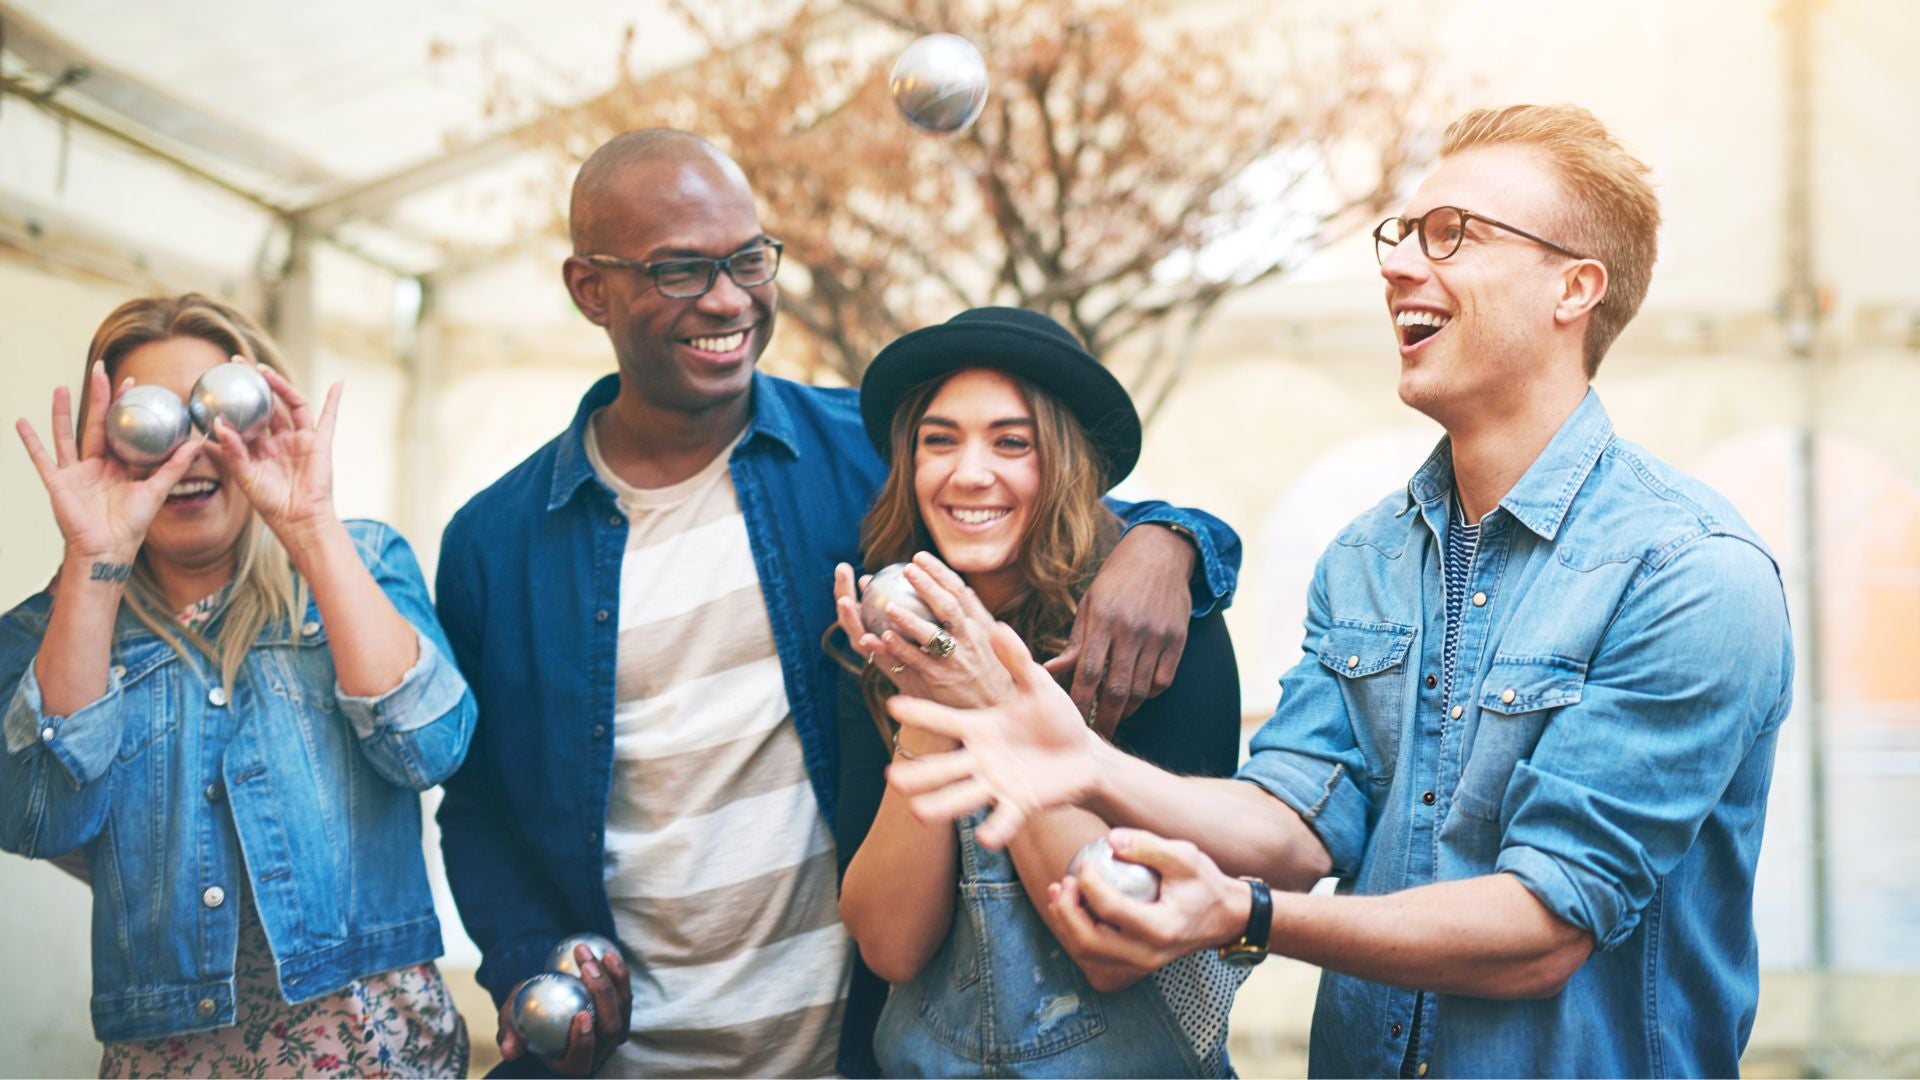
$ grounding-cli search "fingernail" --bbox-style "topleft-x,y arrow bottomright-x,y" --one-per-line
582,960 -> 601,980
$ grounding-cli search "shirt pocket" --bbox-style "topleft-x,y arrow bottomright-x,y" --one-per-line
1317,619 -> 1416,784
113,661 -> 176,763
1453,655 -> 1586,822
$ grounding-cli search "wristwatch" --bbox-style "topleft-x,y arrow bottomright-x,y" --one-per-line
1217,877 -> 1272,967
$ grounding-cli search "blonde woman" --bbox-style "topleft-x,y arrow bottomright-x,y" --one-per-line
831,307 -> 1244,1077
1,294 -> 474,1077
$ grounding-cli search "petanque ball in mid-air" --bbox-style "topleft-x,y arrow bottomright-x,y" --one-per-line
510,972 -> 596,1060
104,384 -> 192,467
889,33 -> 989,134
188,361 -> 273,438
1066,836 -> 1162,904
546,933 -> 622,979
859,563 -> 938,639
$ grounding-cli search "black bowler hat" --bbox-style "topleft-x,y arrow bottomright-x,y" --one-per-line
860,307 -> 1142,487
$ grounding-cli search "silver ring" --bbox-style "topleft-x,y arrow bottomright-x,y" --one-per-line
922,628 -> 958,659
890,663 -> 908,675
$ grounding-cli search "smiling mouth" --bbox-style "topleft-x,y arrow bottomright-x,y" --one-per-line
1396,309 -> 1452,348
165,478 -> 220,504
686,330 -> 748,354
946,506 -> 1011,526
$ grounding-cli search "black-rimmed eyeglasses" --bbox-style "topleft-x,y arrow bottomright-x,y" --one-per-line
1373,207 -> 1589,266
583,239 -> 783,299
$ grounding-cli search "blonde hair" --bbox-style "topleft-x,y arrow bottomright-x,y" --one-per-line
855,371 -> 1119,727
1440,104 -> 1660,375
78,294 -> 306,694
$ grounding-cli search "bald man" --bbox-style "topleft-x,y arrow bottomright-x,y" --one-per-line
432,130 -> 1244,1077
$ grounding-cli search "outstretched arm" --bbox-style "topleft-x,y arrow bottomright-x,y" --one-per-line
1050,831 -> 1590,998
886,621 -> 1330,888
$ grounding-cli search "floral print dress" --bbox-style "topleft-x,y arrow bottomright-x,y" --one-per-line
97,592 -> 468,1079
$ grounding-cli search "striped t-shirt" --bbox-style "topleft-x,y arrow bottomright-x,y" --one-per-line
586,417 -> 852,1078
1442,493 -> 1483,711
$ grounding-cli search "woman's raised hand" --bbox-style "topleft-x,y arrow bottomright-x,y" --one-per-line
15,364 -> 205,563
856,552 -> 1013,709
204,364 -> 343,546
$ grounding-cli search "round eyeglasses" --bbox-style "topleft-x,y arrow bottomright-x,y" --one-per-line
1373,207 -> 1589,266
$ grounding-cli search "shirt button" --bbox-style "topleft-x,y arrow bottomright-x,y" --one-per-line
1346,655 -> 1360,670
1391,1022 -> 1404,1038
40,726 -> 55,742
1450,705 -> 1463,720
1418,1064 -> 1430,1078
592,724 -> 606,739
586,829 -> 600,844
208,686 -> 229,707
1472,591 -> 1487,607
1425,674 -> 1437,689
197,998 -> 216,1018
1501,688 -> 1517,705
204,783 -> 222,803
595,610 -> 610,623
110,664 -> 126,681
608,515 -> 623,527
202,886 -> 226,908
1421,791 -> 1436,806
302,620 -> 321,636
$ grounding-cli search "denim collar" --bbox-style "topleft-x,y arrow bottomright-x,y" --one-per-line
1404,388 -> 1614,542
545,371 -> 803,512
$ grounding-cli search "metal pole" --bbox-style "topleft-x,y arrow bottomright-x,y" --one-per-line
1779,0 -> 1832,977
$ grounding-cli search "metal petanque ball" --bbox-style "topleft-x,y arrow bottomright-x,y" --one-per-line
104,385 -> 192,467
187,361 -> 273,438
859,562 -> 938,639
511,972 -> 596,1060
546,933 -> 622,979
1066,836 -> 1161,903
889,33 -> 989,134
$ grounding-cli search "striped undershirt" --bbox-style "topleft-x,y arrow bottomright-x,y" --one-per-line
586,415 -> 851,1078
1442,492 -> 1483,710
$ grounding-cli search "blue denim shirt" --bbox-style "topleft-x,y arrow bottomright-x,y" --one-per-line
434,372 -> 1242,1019
1238,391 -> 1793,1077
0,521 -> 475,1043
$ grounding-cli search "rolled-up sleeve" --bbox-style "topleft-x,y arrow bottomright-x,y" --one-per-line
334,522 -> 477,790
1234,557 -> 1373,876
1495,536 -> 1793,949
1104,497 -> 1242,617
0,601 -> 124,857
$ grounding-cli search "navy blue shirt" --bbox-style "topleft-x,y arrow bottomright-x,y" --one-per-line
433,372 -> 1242,1046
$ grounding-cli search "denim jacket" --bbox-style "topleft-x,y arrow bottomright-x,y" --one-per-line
433,371 -> 1242,1038
0,521 -> 476,1043
1238,391 -> 1793,1077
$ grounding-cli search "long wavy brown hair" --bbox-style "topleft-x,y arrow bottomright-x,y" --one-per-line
855,370 -> 1119,726
76,293 -> 307,694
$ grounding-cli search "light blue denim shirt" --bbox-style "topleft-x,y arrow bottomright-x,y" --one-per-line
1238,391 -> 1793,1077
0,521 -> 475,1043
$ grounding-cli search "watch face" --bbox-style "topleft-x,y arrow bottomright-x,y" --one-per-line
1220,946 -> 1265,967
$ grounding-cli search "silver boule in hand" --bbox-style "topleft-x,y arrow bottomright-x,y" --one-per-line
860,563 -> 938,640
889,33 -> 989,134
104,384 -> 192,466
1067,836 -> 1161,903
188,361 -> 273,438
546,932 -> 622,979
510,972 -> 596,1060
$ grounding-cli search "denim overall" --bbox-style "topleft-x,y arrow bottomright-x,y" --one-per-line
875,810 -> 1245,1077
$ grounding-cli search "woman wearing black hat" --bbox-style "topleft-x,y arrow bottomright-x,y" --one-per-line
831,307 -> 1245,1077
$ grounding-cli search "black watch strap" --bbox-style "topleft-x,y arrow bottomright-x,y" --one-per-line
1218,876 -> 1272,965
1243,877 -> 1273,952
